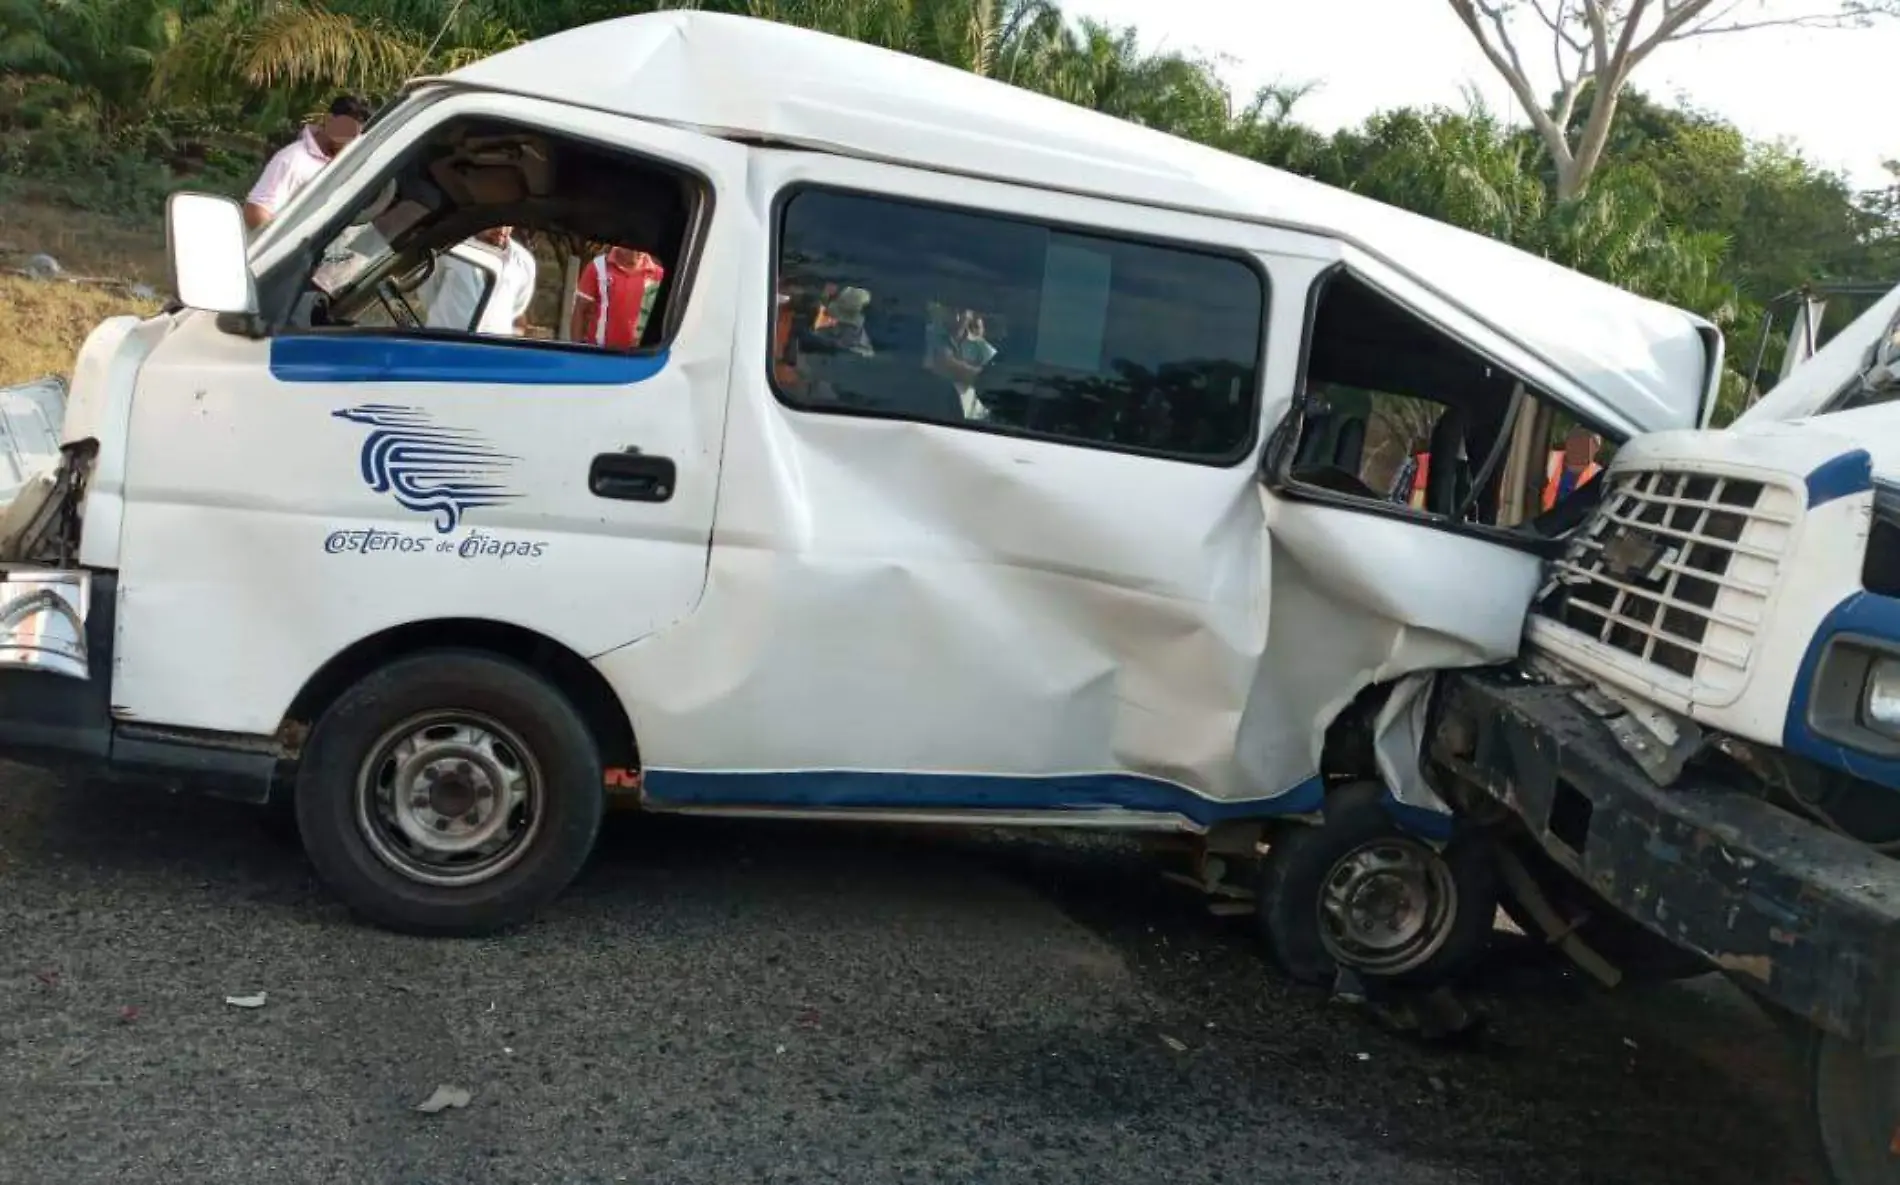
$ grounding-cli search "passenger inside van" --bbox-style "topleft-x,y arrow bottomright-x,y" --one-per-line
770,186 -> 1261,455
789,286 -> 880,404
810,287 -> 876,357
925,304 -> 999,420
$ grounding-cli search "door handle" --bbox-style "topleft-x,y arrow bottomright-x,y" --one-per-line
589,449 -> 676,503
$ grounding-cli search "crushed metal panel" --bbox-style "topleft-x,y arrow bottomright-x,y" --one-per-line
1243,496 -> 1543,808
0,376 -> 64,505
1740,282 -> 1900,425
1372,672 -> 1448,816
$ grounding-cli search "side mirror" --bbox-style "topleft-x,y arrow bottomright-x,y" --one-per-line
165,193 -> 257,315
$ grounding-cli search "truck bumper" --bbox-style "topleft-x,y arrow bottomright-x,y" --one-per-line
0,567 -> 279,802
1433,669 -> 1900,1055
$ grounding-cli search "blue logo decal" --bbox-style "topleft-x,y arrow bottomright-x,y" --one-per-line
334,404 -> 518,533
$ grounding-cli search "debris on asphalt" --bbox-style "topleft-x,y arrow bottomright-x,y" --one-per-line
33,968 -> 58,988
118,1006 -> 140,1024
415,1085 -> 472,1114
224,993 -> 267,1009
1355,1052 -> 1371,1062
1161,1034 -> 1188,1052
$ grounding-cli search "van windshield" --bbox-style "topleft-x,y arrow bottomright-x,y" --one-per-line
1820,318 -> 1900,414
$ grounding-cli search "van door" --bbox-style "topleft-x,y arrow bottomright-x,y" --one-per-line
108,92 -> 747,736
598,152 -> 1341,822
1257,263 -> 1635,813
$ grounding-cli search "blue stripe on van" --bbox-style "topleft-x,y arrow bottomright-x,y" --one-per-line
638,768 -> 1327,829
270,334 -> 669,385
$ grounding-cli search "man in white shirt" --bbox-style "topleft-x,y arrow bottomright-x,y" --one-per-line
422,227 -> 538,337
243,95 -> 370,230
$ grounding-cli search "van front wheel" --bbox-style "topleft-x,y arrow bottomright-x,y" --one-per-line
1257,782 -> 1496,988
295,650 -> 605,937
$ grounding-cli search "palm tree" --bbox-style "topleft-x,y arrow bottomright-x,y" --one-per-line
1029,18 -> 1230,141
153,0 -> 488,112
1217,83 -> 1332,176
1,0 -> 180,133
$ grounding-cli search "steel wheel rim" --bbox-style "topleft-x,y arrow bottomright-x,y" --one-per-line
1315,836 -> 1459,977
353,710 -> 544,888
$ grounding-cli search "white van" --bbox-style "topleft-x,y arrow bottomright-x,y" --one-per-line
0,13 -> 1723,974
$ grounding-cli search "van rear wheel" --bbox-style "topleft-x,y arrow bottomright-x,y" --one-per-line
294,650 -> 605,937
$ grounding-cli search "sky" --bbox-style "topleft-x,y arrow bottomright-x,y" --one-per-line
1067,0 -> 1896,189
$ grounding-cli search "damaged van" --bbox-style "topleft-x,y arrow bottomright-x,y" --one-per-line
0,9 -> 1722,984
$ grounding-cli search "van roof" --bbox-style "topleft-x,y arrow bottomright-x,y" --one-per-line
434,10 -> 1716,432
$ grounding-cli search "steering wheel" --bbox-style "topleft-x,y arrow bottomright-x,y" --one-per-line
372,279 -> 424,330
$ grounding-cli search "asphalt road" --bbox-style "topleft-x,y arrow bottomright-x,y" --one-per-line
0,762 -> 1820,1185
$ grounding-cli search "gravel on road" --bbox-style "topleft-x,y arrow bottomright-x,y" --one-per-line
0,764 -> 1815,1184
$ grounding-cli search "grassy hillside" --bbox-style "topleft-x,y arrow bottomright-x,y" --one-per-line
0,203 -> 166,386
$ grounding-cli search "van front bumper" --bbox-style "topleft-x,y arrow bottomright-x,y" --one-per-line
0,567 -> 114,756
0,567 -> 279,802
0,568 -> 89,678
1432,669 -> 1900,1055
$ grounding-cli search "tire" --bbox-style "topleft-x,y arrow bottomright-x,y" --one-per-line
1257,781 -> 1498,988
1805,1026 -> 1900,1185
294,649 -> 605,937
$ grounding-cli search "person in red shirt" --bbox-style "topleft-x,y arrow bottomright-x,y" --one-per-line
570,246 -> 667,349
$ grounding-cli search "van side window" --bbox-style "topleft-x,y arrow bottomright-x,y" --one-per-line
1290,272 -> 1603,532
772,188 -> 1267,464
270,116 -> 699,353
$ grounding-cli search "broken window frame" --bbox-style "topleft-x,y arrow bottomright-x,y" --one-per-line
1264,262 -> 1617,551
235,105 -> 717,359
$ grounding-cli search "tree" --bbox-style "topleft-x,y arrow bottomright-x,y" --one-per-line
1033,18 -> 1233,141
1214,83 -> 1331,175
1445,0 -> 1900,200
1861,161 -> 1900,277
0,0 -> 181,133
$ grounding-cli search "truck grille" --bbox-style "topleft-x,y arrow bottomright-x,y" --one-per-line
1535,469 -> 1793,681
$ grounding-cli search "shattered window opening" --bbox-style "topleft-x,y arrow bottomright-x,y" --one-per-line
271,114 -> 701,353
1290,272 -> 1604,532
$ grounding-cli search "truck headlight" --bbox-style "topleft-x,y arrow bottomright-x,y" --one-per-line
1866,656 -> 1900,738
